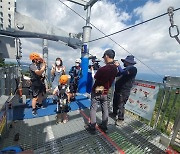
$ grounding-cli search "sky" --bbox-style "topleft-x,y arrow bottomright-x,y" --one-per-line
7,0 -> 180,81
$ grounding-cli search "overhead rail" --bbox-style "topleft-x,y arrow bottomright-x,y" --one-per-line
0,0 -> 83,49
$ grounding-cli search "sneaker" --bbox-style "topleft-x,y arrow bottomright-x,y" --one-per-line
84,124 -> 96,135
115,119 -> 124,126
14,133 -> 20,141
63,119 -> 68,124
56,121 -> 60,125
32,109 -> 37,116
37,104 -> 45,109
109,112 -> 117,119
70,97 -> 76,102
53,99 -> 57,104
98,124 -> 108,133
36,103 -> 40,108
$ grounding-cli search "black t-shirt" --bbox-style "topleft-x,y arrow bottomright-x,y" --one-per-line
29,63 -> 44,87
115,65 -> 137,94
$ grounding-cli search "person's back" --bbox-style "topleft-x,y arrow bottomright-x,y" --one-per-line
92,63 -> 117,95
85,49 -> 118,134
115,65 -> 137,95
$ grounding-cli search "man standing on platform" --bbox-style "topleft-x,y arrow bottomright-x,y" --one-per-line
110,55 -> 137,126
85,49 -> 118,134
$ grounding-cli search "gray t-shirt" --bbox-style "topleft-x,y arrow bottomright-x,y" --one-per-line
30,63 -> 38,72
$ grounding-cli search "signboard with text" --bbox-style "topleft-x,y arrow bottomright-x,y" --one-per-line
125,80 -> 160,121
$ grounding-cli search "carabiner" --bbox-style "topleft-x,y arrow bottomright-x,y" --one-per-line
169,25 -> 179,38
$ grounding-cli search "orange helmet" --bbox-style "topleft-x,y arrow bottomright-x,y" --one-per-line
59,75 -> 68,84
29,52 -> 40,60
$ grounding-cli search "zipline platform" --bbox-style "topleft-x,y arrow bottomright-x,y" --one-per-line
0,95 -> 167,154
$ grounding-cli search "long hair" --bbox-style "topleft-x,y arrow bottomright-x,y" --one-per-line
55,57 -> 63,66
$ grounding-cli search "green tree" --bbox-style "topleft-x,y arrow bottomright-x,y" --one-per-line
0,57 -> 5,67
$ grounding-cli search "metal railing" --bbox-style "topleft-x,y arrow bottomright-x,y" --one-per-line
152,76 -> 180,147
0,66 -> 179,149
0,65 -> 20,96
122,76 -> 180,148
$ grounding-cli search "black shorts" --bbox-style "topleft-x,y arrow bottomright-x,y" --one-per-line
31,85 -> 46,98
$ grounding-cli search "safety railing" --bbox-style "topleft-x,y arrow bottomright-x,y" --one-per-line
0,66 -> 179,149
0,65 -> 20,138
127,76 -> 180,148
0,65 -> 20,97
152,76 -> 180,147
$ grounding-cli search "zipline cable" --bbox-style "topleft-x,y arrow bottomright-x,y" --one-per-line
89,7 -> 180,43
58,0 -> 180,80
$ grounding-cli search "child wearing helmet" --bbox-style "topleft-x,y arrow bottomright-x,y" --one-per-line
53,75 -> 70,124
69,58 -> 82,101
29,52 -> 46,116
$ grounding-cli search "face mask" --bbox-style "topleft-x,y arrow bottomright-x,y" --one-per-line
56,61 -> 61,66
75,63 -> 80,67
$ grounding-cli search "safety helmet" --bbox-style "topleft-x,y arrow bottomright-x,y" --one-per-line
59,75 -> 68,84
75,58 -> 81,63
29,52 -> 41,60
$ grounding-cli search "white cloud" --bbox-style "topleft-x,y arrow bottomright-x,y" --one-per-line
12,0 -> 180,78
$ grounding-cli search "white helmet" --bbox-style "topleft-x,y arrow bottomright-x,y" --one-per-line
75,58 -> 81,63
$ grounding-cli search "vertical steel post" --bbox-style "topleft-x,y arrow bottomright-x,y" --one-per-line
43,39 -> 49,89
171,109 -> 180,146
79,6 -> 92,93
43,39 -> 48,77
159,87 -> 172,128
43,39 -> 48,73
165,88 -> 179,131
153,87 -> 167,128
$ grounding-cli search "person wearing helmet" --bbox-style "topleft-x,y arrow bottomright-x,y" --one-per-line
69,58 -> 82,101
51,57 -> 66,90
53,75 -> 70,124
29,52 -> 46,116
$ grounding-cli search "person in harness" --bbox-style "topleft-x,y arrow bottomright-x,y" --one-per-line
29,52 -> 46,116
53,75 -> 70,124
69,58 -> 82,101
